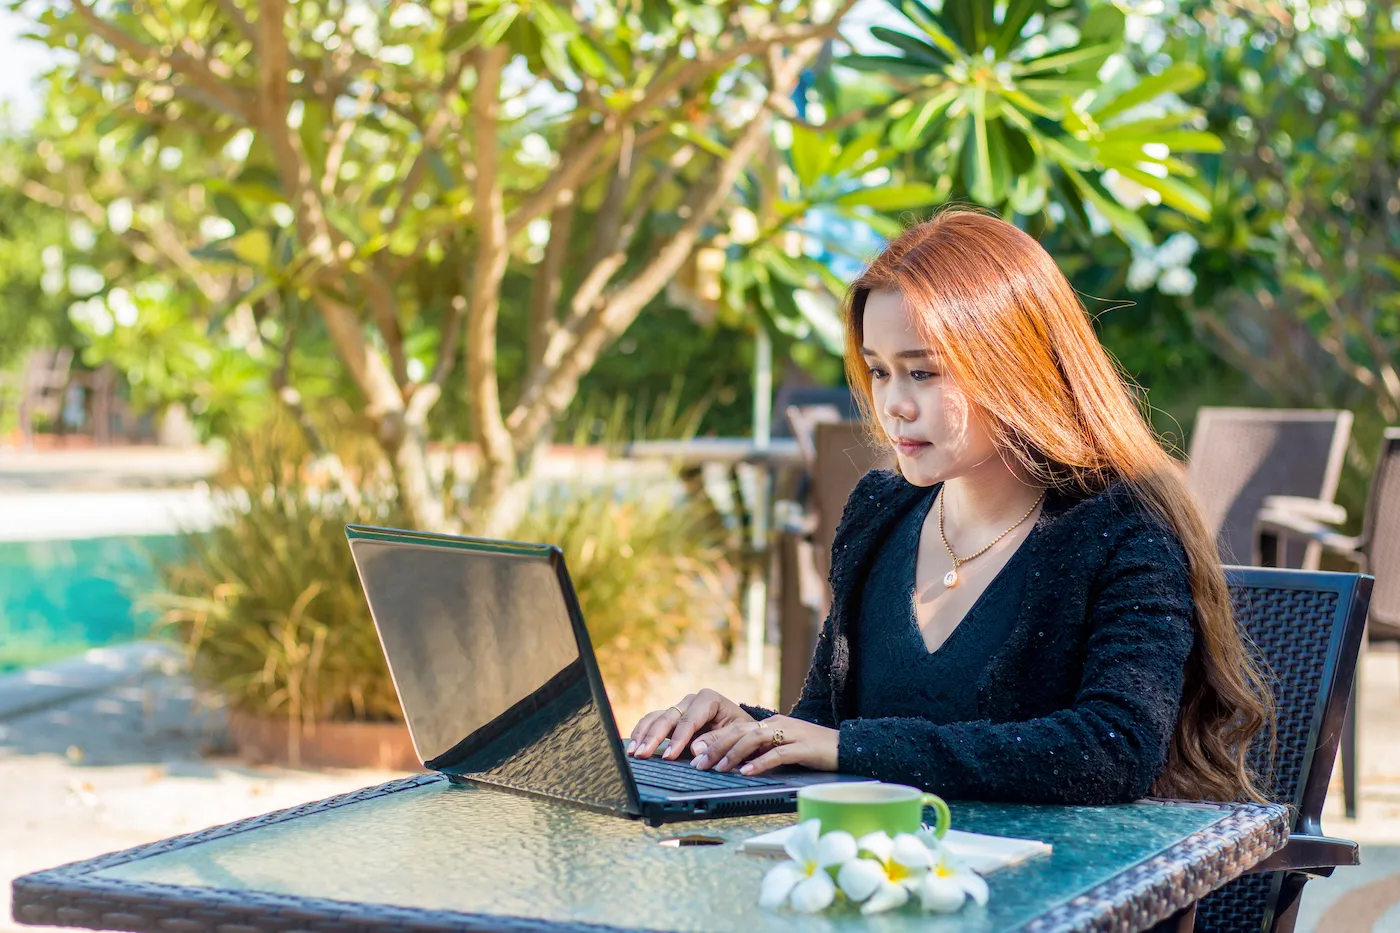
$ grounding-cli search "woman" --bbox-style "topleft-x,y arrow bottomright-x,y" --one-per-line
627,210 -> 1271,805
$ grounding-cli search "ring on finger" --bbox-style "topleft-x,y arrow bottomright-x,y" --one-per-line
667,705 -> 685,717
770,728 -> 786,746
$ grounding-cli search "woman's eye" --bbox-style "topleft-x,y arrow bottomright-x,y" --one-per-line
867,367 -> 889,380
910,370 -> 940,382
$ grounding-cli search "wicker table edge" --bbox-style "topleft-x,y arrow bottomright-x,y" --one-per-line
13,777 -> 1289,933
1013,800 -> 1289,933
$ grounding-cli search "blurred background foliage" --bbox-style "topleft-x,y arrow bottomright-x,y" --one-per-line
4,0 -> 1400,684
6,0 -> 1399,723
0,0 -> 1258,512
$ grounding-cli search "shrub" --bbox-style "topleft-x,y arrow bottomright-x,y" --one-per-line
155,399 -> 734,739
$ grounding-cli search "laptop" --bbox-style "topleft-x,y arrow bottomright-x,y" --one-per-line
345,523 -> 868,825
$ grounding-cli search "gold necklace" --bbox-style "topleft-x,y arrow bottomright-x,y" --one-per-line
937,488 -> 1047,588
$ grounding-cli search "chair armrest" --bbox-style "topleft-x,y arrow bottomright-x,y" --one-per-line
1257,509 -> 1363,560
1248,834 -> 1359,877
1260,495 -> 1347,525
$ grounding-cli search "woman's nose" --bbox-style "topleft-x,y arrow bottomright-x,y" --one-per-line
883,385 -> 916,421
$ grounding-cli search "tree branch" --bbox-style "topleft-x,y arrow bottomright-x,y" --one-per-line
464,43 -> 517,473
71,0 -> 253,120
213,0 -> 260,51
502,9 -> 854,239
505,39 -> 824,441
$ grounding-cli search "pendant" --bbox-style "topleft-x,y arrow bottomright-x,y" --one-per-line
943,569 -> 958,588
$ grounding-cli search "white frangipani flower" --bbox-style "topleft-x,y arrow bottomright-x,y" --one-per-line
836,831 -> 935,914
1155,232 -> 1199,269
913,831 -> 990,914
758,820 -> 855,913
1156,266 -> 1197,296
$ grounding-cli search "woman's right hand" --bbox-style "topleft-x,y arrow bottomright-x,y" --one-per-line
626,689 -> 755,761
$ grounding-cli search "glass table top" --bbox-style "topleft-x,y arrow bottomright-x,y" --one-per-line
92,777 -> 1236,932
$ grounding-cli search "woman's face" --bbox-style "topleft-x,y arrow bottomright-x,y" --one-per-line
860,289 -> 1001,487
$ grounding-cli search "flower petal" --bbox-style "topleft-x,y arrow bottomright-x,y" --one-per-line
759,862 -> 805,910
836,858 -> 886,902
789,871 -> 836,913
919,874 -> 967,913
897,868 -> 930,892
915,827 -> 944,852
857,830 -> 893,863
861,880 -> 910,915
816,830 -> 858,867
891,833 -> 935,871
959,869 -> 990,907
784,819 -> 821,865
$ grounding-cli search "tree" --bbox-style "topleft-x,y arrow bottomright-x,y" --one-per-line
1157,1 -> 1400,422
12,0 -> 1224,531
839,0 -> 1222,245
16,0 -> 860,531
0,129 -> 75,374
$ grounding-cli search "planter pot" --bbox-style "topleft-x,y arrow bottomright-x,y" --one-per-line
227,710 -> 421,772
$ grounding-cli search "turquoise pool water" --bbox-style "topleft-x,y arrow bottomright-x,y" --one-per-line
0,535 -> 183,672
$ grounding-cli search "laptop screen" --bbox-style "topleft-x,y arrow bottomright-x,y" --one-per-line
346,527 -> 637,815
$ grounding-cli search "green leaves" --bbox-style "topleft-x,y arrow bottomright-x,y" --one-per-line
835,183 -> 942,212
840,0 -> 1219,244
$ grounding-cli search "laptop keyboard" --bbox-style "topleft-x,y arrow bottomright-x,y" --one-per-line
629,755 -> 783,793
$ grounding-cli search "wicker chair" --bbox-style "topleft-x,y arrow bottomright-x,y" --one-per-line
1193,567 -> 1373,933
1255,427 -> 1400,821
1186,408 -> 1353,568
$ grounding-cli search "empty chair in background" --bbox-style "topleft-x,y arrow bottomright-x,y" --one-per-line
1186,407 -> 1353,568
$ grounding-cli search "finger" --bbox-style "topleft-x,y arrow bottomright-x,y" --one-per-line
666,694 -> 718,759
738,743 -> 792,776
627,712 -> 664,754
715,723 -> 775,772
690,729 -> 718,758
691,722 -> 753,769
635,706 -> 684,758
628,710 -> 674,755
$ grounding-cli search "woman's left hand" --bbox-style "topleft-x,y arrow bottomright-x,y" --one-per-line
690,715 -> 839,776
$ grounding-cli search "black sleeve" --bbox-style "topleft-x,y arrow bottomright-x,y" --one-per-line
834,510 -> 1195,804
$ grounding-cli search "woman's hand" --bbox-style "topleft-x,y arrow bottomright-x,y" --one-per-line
627,689 -> 754,760
692,715 -> 839,776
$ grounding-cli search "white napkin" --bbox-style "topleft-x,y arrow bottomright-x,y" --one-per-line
737,824 -> 1051,875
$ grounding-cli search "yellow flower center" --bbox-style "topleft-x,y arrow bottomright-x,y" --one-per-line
936,864 -> 955,878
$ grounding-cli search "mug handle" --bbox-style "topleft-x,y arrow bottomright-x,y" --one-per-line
921,793 -> 951,839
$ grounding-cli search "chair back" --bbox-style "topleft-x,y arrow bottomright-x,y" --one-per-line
1360,428 -> 1400,633
1195,567 -> 1373,933
22,347 -> 74,412
810,421 -> 892,582
784,404 -> 845,465
1186,408 -> 1352,568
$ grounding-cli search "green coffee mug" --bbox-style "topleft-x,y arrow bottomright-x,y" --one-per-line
796,782 -> 951,840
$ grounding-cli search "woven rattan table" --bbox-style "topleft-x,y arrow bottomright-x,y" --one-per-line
12,774 -> 1287,933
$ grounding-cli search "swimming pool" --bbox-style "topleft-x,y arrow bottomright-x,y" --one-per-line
0,535 -> 183,672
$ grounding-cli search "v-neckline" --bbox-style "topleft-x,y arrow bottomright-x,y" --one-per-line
908,484 -> 1039,658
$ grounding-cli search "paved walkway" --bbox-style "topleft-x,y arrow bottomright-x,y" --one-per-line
0,651 -> 405,933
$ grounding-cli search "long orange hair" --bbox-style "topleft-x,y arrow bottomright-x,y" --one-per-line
844,209 -> 1270,802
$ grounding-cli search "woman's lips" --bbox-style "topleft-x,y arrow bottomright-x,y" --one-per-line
896,440 -> 930,456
